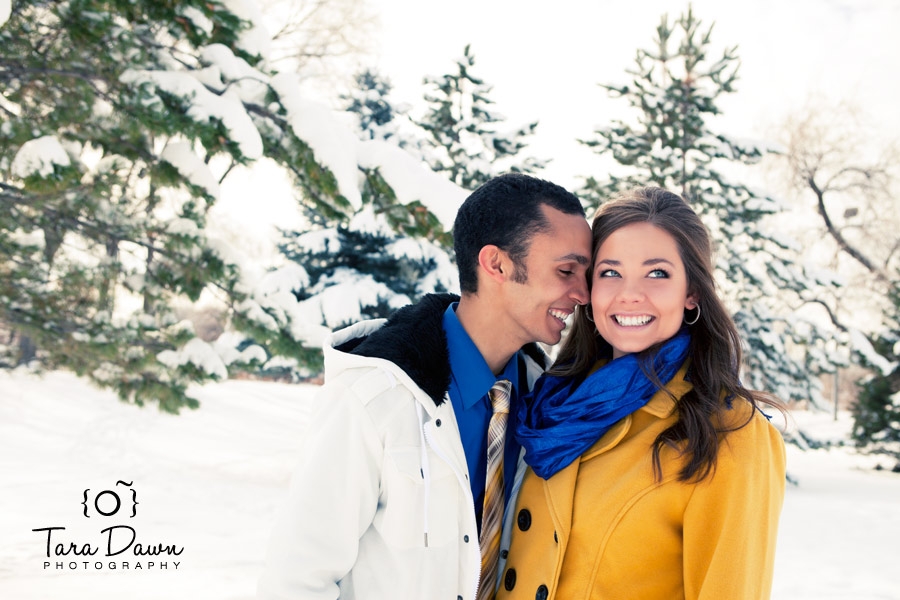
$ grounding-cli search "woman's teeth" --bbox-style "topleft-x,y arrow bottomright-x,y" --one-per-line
614,314 -> 652,327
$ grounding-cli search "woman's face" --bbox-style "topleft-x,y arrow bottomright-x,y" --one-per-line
591,222 -> 697,359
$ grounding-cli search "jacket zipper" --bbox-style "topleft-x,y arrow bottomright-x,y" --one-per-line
423,420 -> 481,600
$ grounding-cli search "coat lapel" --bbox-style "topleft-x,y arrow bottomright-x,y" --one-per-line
542,457 -> 579,546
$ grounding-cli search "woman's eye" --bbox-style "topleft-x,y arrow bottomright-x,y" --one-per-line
648,268 -> 669,279
598,269 -> 620,278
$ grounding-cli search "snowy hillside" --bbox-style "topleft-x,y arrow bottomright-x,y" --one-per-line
1,371 -> 899,600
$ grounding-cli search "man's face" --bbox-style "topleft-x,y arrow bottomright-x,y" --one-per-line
497,205 -> 592,347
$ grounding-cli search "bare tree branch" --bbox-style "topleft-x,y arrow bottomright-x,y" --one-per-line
796,298 -> 848,333
261,0 -> 378,78
807,175 -> 889,281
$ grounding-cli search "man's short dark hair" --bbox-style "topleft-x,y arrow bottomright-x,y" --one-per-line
453,173 -> 585,294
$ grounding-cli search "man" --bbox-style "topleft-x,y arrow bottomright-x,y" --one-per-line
258,173 -> 591,600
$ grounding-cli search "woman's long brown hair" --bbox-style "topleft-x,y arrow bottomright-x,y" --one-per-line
551,187 -> 782,482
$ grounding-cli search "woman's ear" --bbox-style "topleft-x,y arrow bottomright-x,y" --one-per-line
685,293 -> 699,310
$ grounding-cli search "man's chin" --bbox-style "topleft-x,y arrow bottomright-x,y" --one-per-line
541,332 -> 563,347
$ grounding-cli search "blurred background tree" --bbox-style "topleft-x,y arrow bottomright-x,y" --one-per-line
578,7 -> 843,404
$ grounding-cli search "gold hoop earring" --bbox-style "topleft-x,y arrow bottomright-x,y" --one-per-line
684,305 -> 701,325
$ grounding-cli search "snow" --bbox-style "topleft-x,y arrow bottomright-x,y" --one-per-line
212,332 -> 266,367
178,6 -> 213,37
778,410 -> 900,599
385,237 -> 459,295
11,136 -> 71,178
198,44 -> 268,104
9,228 -> 44,249
270,74 -> 468,227
236,283 -> 331,348
849,329 -> 896,375
348,204 -> 394,237
165,217 -> 201,236
160,141 -> 220,200
358,140 -> 468,228
1,373 -> 898,599
257,264 -> 310,297
156,338 -> 228,380
270,73 -> 364,210
297,268 -> 409,329
120,70 -> 263,160
294,228 -> 341,254
218,0 -> 271,59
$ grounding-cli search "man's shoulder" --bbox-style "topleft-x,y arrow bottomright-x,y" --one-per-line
325,294 -> 459,407
321,362 -> 417,409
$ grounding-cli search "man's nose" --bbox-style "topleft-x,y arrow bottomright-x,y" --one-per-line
570,276 -> 589,305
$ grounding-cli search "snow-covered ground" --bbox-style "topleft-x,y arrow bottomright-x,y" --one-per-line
1,370 -> 898,600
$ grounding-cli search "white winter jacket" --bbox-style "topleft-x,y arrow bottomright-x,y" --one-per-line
258,294 -> 546,600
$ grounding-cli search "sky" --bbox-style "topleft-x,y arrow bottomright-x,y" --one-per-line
366,0 -> 900,191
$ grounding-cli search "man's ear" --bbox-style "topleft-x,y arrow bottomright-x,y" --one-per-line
477,245 -> 509,284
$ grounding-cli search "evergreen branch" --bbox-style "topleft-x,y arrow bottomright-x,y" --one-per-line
9,202 -> 202,269
242,100 -> 346,215
0,61 -> 115,85
218,159 -> 237,185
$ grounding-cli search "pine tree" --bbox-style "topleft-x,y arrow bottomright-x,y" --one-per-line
418,44 -> 546,190
248,65 -> 459,361
274,166 -> 458,354
852,279 -> 900,459
344,68 -> 401,142
280,203 -> 456,331
0,0 -> 376,411
342,67 -> 425,158
579,7 -> 841,403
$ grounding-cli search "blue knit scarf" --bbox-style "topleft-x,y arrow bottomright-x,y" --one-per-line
516,328 -> 691,479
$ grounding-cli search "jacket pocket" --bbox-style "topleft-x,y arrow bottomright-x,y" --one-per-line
376,446 -> 461,549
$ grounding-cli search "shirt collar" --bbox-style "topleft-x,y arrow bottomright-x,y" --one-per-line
443,303 -> 519,408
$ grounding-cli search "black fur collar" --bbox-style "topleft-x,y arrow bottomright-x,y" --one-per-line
337,293 -> 547,406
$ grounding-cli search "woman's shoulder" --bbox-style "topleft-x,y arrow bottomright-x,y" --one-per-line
715,396 -> 786,464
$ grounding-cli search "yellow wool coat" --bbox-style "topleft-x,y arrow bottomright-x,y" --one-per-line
496,363 -> 786,600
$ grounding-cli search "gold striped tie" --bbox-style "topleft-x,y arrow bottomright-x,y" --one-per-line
477,379 -> 511,600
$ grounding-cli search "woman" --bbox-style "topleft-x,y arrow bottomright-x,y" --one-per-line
497,187 -> 786,600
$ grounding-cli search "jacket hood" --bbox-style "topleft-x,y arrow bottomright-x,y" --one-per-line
325,293 -> 548,407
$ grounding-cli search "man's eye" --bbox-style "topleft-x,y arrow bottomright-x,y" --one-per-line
559,269 -> 574,276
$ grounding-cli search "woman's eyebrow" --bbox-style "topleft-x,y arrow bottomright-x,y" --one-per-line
595,258 -> 674,266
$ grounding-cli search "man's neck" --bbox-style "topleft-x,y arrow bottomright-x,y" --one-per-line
454,294 -> 519,375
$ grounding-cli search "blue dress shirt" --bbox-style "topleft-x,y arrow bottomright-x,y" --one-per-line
442,303 -> 521,530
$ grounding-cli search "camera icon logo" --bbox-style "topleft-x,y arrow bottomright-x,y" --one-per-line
81,480 -> 138,518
